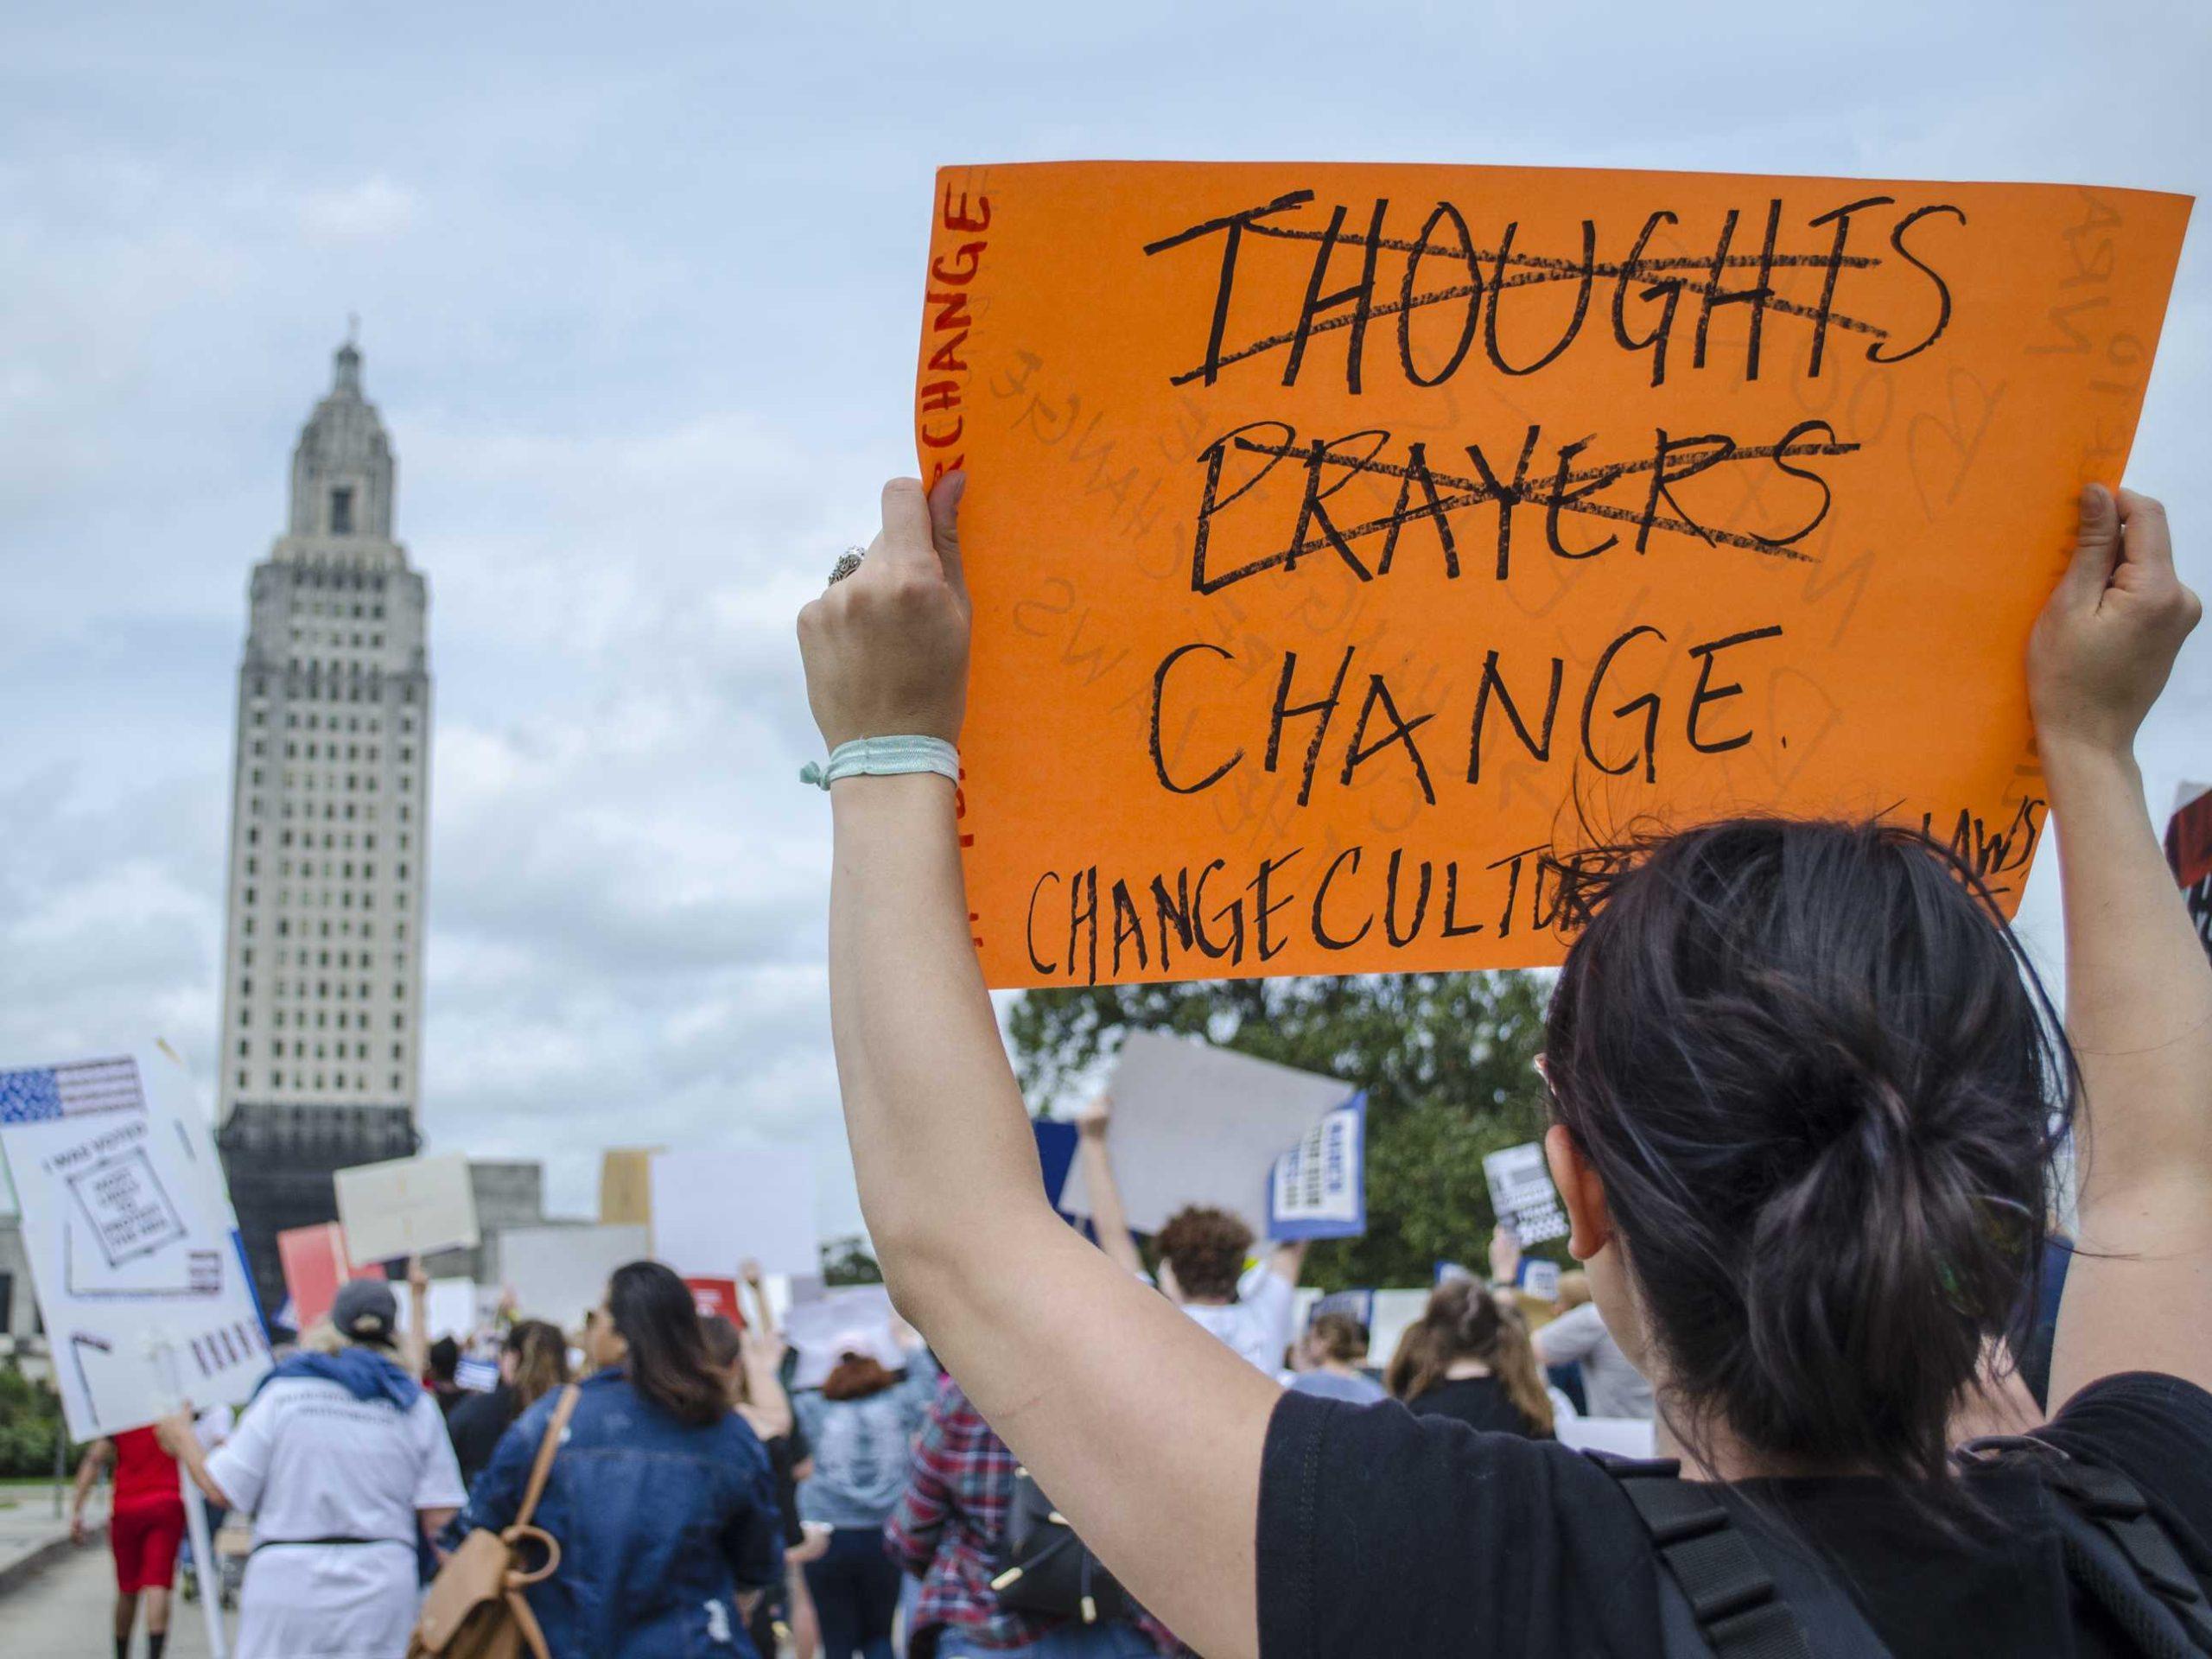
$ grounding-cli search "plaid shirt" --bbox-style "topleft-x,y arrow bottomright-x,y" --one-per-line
884,1376 -> 1173,1655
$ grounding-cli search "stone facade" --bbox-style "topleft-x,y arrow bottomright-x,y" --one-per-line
216,340 -> 435,1311
423,1161 -> 550,1283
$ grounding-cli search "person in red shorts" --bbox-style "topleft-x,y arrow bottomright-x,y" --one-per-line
71,1425 -> 184,1659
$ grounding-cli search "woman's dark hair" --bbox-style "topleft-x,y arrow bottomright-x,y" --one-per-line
1306,1312 -> 1370,1365
700,1314 -> 753,1405
606,1261 -> 727,1428
1544,817 -> 2069,1486
700,1314 -> 743,1369
1385,1279 -> 1554,1436
1154,1205 -> 1253,1302
822,1354 -> 899,1402
503,1319 -> 569,1413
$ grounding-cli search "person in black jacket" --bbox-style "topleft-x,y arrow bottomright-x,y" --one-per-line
445,1319 -> 568,1490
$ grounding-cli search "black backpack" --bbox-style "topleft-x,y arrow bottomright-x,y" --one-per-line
1589,1437 -> 2212,1658
988,1463 -> 1132,1628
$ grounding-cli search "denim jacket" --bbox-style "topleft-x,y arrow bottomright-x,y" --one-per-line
791,1369 -> 937,1529
448,1370 -> 782,1658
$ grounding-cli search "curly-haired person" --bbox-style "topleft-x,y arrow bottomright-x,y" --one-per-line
1075,1104 -> 1306,1375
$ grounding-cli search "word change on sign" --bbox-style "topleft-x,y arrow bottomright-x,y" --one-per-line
912,162 -> 2190,987
1267,1090 -> 1367,1240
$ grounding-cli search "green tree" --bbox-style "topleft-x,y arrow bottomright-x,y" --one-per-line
0,1361 -> 73,1478
1007,972 -> 1560,1290
820,1234 -> 885,1287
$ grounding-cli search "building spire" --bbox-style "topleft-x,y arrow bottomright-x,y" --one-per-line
293,330 -> 393,540
334,317 -> 362,396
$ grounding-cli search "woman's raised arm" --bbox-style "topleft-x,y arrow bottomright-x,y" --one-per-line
2029,485 -> 2209,1406
798,476 -> 1280,1659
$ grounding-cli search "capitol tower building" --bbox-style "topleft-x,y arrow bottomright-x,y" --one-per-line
216,337 -> 433,1309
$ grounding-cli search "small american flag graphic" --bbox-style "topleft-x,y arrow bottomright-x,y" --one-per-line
0,1057 -> 145,1125
455,1357 -> 500,1393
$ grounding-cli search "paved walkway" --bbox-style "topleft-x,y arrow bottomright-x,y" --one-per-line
1,1534 -> 223,1657
0,1483 -> 87,1592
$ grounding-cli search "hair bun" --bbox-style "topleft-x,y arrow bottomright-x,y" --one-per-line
1541,816 -> 2067,1488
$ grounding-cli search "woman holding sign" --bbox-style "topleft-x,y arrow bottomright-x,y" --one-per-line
798,474 -> 2210,1656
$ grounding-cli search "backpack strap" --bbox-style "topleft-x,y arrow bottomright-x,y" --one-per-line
1589,1454 -> 1893,1659
510,1384 -> 581,1535
1959,1436 -> 2212,1657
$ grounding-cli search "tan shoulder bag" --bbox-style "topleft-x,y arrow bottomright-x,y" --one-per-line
408,1383 -> 581,1659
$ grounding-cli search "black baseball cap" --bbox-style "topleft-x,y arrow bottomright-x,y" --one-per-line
332,1278 -> 399,1344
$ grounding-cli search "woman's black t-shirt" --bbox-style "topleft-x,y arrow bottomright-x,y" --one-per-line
1257,1370 -> 2212,1658
1406,1376 -> 1548,1438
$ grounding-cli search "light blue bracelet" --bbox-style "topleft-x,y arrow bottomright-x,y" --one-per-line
800,735 -> 959,791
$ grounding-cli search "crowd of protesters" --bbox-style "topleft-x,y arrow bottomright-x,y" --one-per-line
69,1131 -> 1653,1659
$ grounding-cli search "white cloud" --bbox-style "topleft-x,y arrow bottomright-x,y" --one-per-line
298,175 -> 420,244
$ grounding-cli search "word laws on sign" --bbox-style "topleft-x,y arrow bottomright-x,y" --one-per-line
913,162 -> 2190,988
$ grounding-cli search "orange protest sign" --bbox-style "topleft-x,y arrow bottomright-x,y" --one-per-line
912,162 -> 2190,988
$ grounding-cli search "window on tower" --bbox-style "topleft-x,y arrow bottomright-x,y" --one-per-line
330,486 -> 354,535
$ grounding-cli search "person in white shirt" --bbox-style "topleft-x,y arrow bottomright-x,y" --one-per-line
159,1279 -> 466,1659
1075,1098 -> 1306,1375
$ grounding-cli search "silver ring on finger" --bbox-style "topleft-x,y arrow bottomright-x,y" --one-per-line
827,547 -> 866,586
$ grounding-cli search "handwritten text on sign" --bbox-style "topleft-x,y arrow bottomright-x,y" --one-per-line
913,162 -> 2190,988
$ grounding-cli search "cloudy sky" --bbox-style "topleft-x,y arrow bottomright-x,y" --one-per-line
3,2 -> 2207,1230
